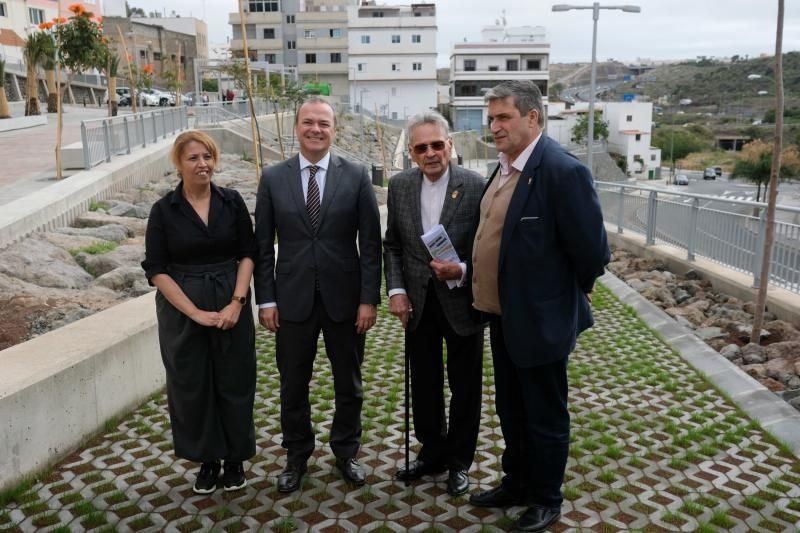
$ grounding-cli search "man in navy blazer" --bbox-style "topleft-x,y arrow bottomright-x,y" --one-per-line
469,81 -> 610,532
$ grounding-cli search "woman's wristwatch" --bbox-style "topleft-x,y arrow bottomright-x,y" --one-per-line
231,295 -> 246,305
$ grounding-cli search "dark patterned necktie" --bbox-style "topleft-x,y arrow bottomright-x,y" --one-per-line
306,165 -> 320,230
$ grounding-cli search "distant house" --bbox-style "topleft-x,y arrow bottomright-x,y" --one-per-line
603,102 -> 661,178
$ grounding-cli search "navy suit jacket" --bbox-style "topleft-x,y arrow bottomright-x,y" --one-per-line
489,135 -> 610,368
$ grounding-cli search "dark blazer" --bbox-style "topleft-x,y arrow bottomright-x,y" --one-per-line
491,135 -> 610,367
254,153 -> 382,323
383,164 -> 485,336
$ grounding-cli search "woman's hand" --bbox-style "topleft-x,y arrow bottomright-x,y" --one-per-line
217,303 -> 242,330
190,309 -> 222,327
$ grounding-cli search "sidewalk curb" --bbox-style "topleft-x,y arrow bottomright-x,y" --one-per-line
600,271 -> 800,458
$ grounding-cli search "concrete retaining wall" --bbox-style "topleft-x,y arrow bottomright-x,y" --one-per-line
0,139 -> 174,250
0,293 -> 163,492
608,225 -> 800,327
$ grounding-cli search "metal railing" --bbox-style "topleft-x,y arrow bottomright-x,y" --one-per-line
80,107 -> 189,170
596,180 -> 800,294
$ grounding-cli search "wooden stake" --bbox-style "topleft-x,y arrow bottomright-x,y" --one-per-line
237,0 -> 262,181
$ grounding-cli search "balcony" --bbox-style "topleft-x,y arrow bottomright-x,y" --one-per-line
229,11 -> 281,25
297,63 -> 349,75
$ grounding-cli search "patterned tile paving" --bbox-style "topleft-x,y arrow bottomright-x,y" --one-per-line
2,284 -> 800,532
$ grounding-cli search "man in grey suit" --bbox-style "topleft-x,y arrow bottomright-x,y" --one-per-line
254,97 -> 382,493
383,111 -> 485,496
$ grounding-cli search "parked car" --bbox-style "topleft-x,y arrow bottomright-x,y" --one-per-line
138,89 -> 161,106
105,87 -> 131,105
182,92 -> 195,106
675,174 -> 689,186
714,166 -> 722,177
703,168 -> 717,180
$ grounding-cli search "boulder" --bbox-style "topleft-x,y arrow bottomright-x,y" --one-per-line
38,232 -> 112,252
0,236 -> 92,289
73,211 -> 148,236
764,341 -> 800,362
719,344 -> 741,360
665,306 -> 706,326
55,224 -> 132,242
640,287 -> 676,307
674,288 -> 691,304
74,244 -> 144,278
92,266 -> 146,292
760,377 -> 785,392
741,343 -> 766,364
684,269 -> 702,280
628,278 -> 652,291
765,357 -> 798,386
108,201 -> 149,219
764,320 -> 800,342
742,364 -> 766,379
685,299 -> 710,312
695,327 -> 726,340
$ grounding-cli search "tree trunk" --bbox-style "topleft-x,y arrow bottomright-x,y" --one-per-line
0,87 -> 10,118
751,0 -> 785,345
25,66 -> 40,116
108,76 -> 118,117
46,69 -> 57,113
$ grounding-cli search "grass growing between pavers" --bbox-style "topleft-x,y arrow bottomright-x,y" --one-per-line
2,282 -> 800,531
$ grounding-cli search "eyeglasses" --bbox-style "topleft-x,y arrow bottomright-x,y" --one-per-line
411,141 -> 447,154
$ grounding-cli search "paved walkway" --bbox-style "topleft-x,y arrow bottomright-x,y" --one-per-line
2,279 -> 799,532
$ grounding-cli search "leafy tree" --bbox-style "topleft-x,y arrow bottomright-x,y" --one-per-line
23,31 -> 53,115
126,2 -> 146,17
652,127 -> 708,162
202,78 -> 218,93
731,140 -> 800,201
571,111 -> 609,144
549,82 -> 565,100
0,59 -> 10,118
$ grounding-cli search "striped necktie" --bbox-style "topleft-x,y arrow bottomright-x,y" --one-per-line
306,165 -> 320,230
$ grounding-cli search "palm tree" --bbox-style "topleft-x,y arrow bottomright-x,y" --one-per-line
0,59 -> 11,119
23,31 -> 51,116
41,34 -> 58,113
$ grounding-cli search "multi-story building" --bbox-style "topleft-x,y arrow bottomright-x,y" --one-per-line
603,101 -> 661,177
347,2 -> 437,120
229,0 -> 355,103
131,17 -> 209,59
103,17 -> 203,93
450,25 -> 549,132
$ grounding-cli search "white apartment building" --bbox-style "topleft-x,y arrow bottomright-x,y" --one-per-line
347,2 -> 437,120
603,101 -> 661,177
450,25 -> 549,132
229,0 -> 355,103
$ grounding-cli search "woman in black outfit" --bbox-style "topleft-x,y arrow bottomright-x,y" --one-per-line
142,130 -> 256,494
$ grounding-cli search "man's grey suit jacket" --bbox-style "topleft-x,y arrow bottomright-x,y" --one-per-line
383,164 -> 485,336
254,153 -> 382,323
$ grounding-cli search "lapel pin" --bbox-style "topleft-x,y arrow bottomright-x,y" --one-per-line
451,191 -> 459,199
527,177 -> 532,185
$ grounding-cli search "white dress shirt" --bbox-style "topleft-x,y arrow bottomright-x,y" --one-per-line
259,151 -> 331,309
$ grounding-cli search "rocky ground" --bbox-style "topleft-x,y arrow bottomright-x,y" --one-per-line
0,154 -> 387,351
608,248 -> 800,411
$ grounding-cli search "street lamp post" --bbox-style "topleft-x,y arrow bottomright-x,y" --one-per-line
552,3 -> 640,177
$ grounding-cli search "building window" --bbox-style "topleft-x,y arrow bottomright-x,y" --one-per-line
287,40 -> 296,49
0,3 -> 7,17
526,59 -> 541,70
286,14 -> 294,23
412,62 -> 422,71
305,53 -> 316,64
330,28 -> 343,38
412,34 -> 421,43
391,63 -> 400,71
651,154 -> 656,161
265,53 -> 276,63
361,35 -> 370,44
489,66 -> 498,72
357,63 -> 365,72
506,59 -> 518,71
304,29 -> 316,38
153,52 -> 162,61
263,28 -> 275,39
249,1 -> 279,13
371,11 -> 384,17
28,7 -> 45,24
330,52 -> 341,63
139,50 -> 147,59
391,35 -> 400,43
464,59 -> 476,72
635,134 -> 642,141
626,115 -> 633,122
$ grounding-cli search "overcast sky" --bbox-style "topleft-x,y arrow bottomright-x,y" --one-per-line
130,0 -> 800,67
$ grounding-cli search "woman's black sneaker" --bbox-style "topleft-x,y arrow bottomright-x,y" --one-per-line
223,461 -> 247,491
193,461 -> 221,494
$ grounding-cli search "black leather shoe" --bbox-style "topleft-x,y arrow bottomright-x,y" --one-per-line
395,459 -> 447,481
469,485 -> 523,507
513,506 -> 561,532
446,469 -> 469,496
335,457 -> 366,486
277,463 -> 306,493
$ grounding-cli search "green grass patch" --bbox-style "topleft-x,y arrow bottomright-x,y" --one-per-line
69,241 -> 119,256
